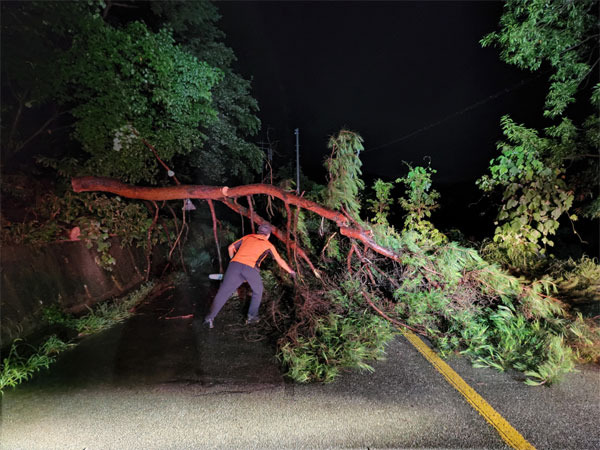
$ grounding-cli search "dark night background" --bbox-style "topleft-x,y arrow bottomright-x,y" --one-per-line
215,1 -> 552,239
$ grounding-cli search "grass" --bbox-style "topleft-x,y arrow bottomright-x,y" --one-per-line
0,335 -> 72,393
0,282 -> 155,393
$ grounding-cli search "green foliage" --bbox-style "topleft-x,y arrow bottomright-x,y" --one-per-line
279,312 -> 393,383
266,128 -> 596,386
293,208 -> 317,254
477,116 -> 575,270
62,20 -> 222,183
2,282 -> 154,393
2,1 -> 264,186
550,256 -> 600,305
323,130 -> 365,219
367,179 -> 396,226
397,164 -> 446,247
337,207 -> 582,385
42,305 -> 77,330
566,313 -> 600,364
324,234 -> 342,261
148,1 -> 264,184
1,1 -> 92,158
4,1 -> 220,180
391,241 -> 578,384
481,0 -> 599,247
458,306 -> 575,386
44,282 -> 155,336
481,0 -> 599,119
277,129 -> 592,386
278,280 -> 394,383
1,184 -> 164,270
0,335 -> 72,394
522,335 -> 575,386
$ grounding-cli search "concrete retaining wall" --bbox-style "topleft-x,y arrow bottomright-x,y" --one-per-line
1,238 -> 160,346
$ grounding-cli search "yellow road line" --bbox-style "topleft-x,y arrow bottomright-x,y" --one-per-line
402,329 -> 536,450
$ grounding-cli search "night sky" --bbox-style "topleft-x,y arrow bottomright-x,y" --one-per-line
216,1 -> 548,187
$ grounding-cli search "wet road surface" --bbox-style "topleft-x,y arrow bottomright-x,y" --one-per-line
1,276 -> 598,449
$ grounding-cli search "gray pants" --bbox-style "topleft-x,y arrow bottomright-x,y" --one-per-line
206,261 -> 264,321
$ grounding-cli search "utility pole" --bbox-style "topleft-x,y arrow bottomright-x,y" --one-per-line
294,128 -> 300,194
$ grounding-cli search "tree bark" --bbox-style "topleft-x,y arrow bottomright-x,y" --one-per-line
71,176 -> 403,269
72,177 -> 349,226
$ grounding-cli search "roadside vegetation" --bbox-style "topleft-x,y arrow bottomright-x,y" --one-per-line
0,335 -> 72,394
0,283 -> 154,394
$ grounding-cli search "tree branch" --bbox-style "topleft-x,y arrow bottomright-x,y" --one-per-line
207,199 -> 223,273
70,177 -> 405,272
362,291 -> 427,336
72,177 -> 350,227
13,110 -> 66,157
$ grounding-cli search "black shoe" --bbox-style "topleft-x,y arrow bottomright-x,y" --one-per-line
203,318 -> 214,329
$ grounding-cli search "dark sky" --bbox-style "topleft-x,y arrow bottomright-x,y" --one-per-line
216,1 -> 548,186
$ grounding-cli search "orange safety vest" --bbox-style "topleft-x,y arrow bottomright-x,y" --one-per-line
230,234 -> 281,269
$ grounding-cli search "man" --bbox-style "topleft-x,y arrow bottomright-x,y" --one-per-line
203,223 -> 295,328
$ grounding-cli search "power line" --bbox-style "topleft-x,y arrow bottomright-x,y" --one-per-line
362,73 -> 544,155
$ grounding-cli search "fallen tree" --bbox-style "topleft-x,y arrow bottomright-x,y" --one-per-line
70,130 -> 598,385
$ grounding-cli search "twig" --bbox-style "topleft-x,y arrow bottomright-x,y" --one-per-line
179,219 -> 189,274
132,128 -> 182,185
207,199 -> 223,273
168,201 -> 187,265
163,314 -> 194,320
362,291 -> 427,336
360,263 -> 377,286
292,205 -> 301,279
284,201 -> 292,262
145,201 -> 159,281
16,110 -> 67,156
320,232 -> 337,260
347,244 -> 355,274
247,195 -> 255,234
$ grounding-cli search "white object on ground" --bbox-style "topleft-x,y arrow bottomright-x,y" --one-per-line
209,274 -> 224,280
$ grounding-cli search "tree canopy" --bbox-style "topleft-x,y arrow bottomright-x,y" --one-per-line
481,0 -> 599,119
478,0 -> 599,268
1,0 -> 264,185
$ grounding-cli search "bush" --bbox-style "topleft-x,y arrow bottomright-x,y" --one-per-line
277,280 -> 395,383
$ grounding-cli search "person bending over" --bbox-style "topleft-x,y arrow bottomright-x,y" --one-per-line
203,223 -> 295,328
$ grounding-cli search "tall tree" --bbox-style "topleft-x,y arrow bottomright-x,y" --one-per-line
481,0 -> 599,120
143,1 -> 264,184
1,1 -> 264,185
478,0 -> 599,267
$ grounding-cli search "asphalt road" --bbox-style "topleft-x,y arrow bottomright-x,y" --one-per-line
1,278 -> 598,449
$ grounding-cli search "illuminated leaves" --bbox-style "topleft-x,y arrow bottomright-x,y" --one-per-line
478,116 -> 575,269
481,0 -> 598,118
397,164 -> 446,247
61,20 -> 222,183
323,130 -> 365,219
